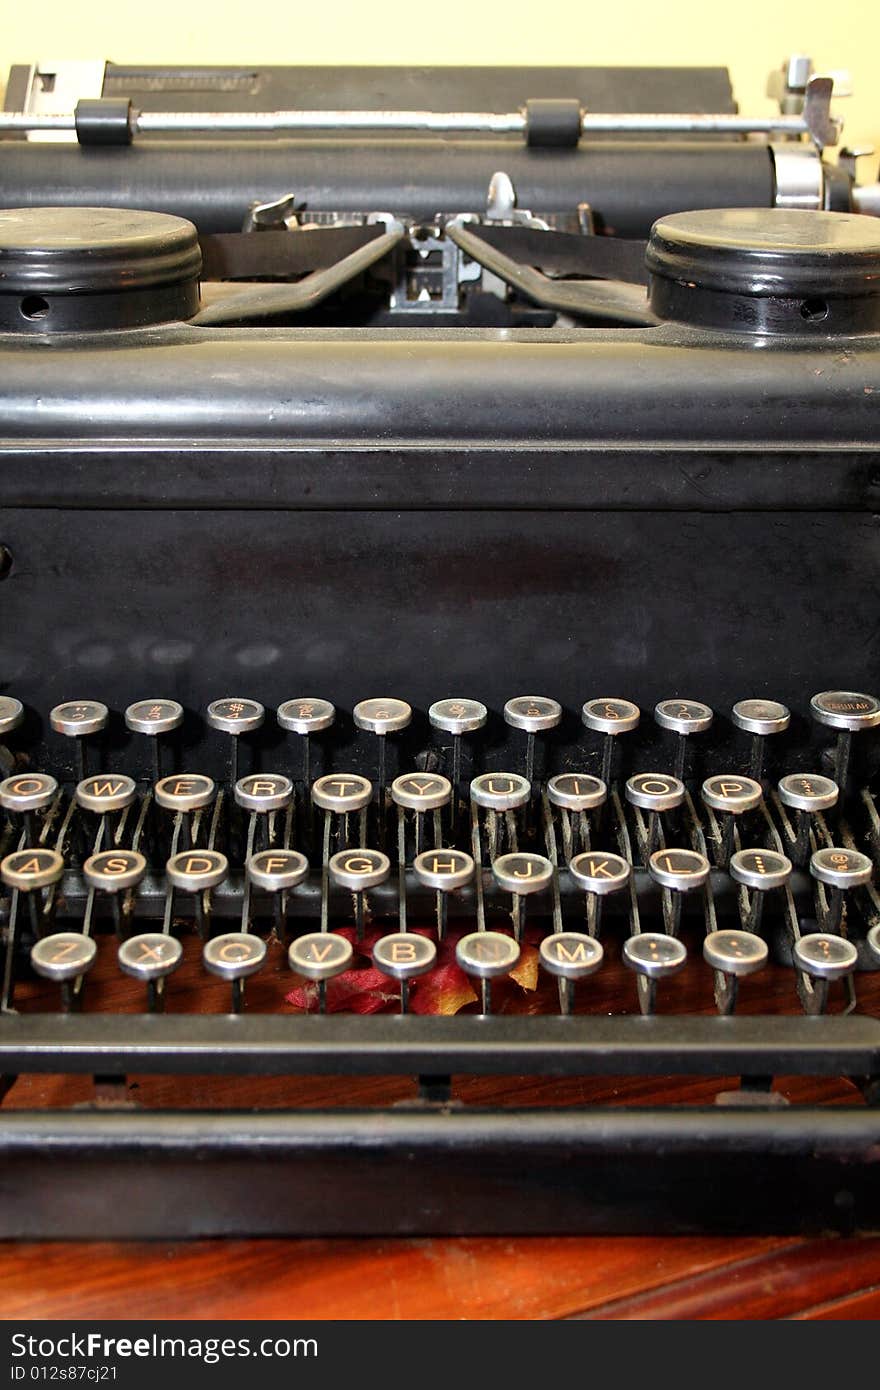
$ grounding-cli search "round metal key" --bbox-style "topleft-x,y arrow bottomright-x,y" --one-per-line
83,849 -> 147,893
778,773 -> 839,814
0,772 -> 58,813
374,933 -> 437,980
547,773 -> 607,813
329,848 -> 391,891
353,698 -> 412,735
203,932 -> 266,980
50,700 -> 108,738
1,847 -> 65,891
626,772 -> 686,813
118,932 -> 183,982
809,846 -> 873,890
582,697 -> 640,735
247,849 -> 310,893
456,931 -> 520,978
731,699 -> 790,736
75,773 -> 137,815
539,932 -> 604,980
289,931 -> 353,981
701,774 -> 763,816
0,696 -> 24,736
311,773 -> 373,813
810,690 -> 880,732
492,852 -> 553,896
503,696 -> 562,733
154,773 -> 216,813
277,698 -> 336,735
866,923 -> 880,965
413,848 -> 475,892
624,932 -> 687,979
166,849 -> 228,892
703,929 -> 768,977
729,847 -> 793,891
234,773 -> 294,813
124,699 -> 184,735
794,932 -> 858,981
428,698 -> 488,735
391,773 -> 452,812
469,772 -> 530,811
206,698 -> 265,735
568,850 -> 631,896
654,699 -> 713,735
31,932 -> 97,982
648,847 -> 711,892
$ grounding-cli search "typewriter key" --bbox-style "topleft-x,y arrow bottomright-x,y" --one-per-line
277,698 -> 335,792
429,698 -> 487,806
654,699 -> 713,778
703,928 -> 768,1014
794,932 -> 858,1013
311,774 -> 373,814
125,699 -> 184,780
648,847 -> 710,937
167,849 -> 229,893
539,932 -> 603,1015
810,690 -> 880,790
456,930 -> 520,1014
623,931 -> 687,1015
568,850 -> 630,895
729,846 -> 792,934
289,932 -> 353,1012
582,697 -> 640,784
547,774 -> 606,813
867,923 -> 880,965
353,697 -> 412,736
207,697 -> 265,784
247,848 -> 309,893
470,772 -> 530,811
504,696 -> 562,786
234,772 -> 294,814
810,845 -> 873,934
0,696 -> 24,737
0,771 -> 58,827
154,774 -> 216,828
493,852 -> 553,941
50,700 -> 109,779
391,773 -> 452,812
778,772 -> 839,865
1,846 -> 65,892
374,932 -> 436,1012
329,848 -> 390,891
626,772 -> 686,858
118,933 -> 183,1009
31,932 -> 97,1001
413,848 -> 475,938
701,774 -> 763,867
75,773 -> 138,817
731,698 -> 790,781
83,849 -> 146,894
203,931 -> 267,1010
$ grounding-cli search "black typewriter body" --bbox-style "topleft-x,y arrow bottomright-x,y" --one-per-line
0,61 -> 879,1240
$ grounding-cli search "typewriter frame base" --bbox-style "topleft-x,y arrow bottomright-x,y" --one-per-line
0,1107 -> 878,1239
0,1014 -> 878,1238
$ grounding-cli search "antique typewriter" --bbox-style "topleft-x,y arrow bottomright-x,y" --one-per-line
0,55 -> 879,1238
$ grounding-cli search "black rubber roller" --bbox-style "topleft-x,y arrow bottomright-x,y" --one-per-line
525,98 -> 582,147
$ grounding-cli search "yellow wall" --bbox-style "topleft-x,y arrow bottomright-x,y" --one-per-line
1,2 -> 878,153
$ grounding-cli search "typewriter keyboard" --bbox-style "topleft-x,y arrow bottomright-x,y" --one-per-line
1,685 -> 878,1055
